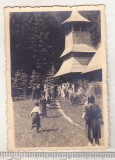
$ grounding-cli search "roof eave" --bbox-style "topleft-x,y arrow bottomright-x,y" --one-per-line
60,51 -> 96,58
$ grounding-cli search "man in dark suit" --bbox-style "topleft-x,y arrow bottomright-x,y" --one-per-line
39,95 -> 47,117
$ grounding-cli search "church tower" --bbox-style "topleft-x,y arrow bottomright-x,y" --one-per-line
54,10 -> 96,78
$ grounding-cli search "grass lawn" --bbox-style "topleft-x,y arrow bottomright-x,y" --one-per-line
59,97 -> 85,126
13,95 -> 104,148
59,96 -> 104,146
59,96 -> 103,126
14,99 -> 88,148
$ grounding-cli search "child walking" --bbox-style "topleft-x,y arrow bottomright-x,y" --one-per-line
30,102 -> 41,133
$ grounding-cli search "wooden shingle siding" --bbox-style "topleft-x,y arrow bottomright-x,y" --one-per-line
74,56 -> 93,65
73,31 -> 91,45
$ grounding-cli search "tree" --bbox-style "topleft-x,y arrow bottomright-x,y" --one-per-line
10,11 -> 100,86
45,65 -> 57,86
29,70 -> 41,88
10,12 -> 64,78
12,70 -> 28,100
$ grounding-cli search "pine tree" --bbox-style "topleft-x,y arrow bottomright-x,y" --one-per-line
29,70 -> 41,88
45,65 -> 57,87
10,12 -> 64,77
12,70 -> 28,100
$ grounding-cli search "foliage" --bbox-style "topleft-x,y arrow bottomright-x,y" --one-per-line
10,11 -> 100,77
10,12 -> 64,77
88,82 -> 102,97
10,11 -> 101,99
76,79 -> 89,91
12,70 -> 28,99
29,70 -> 41,88
75,79 -> 102,99
45,65 -> 57,86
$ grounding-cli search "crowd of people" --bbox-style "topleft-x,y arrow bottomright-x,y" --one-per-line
32,82 -> 85,105
30,83 -> 103,146
30,84 -> 58,133
57,83 -> 84,105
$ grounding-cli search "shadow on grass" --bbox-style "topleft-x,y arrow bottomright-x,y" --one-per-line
48,107 -> 60,110
47,115 -> 62,118
42,128 -> 59,132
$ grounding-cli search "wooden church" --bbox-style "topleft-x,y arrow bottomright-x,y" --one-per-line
54,10 -> 102,82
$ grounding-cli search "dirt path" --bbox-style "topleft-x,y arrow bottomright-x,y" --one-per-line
14,99 -> 88,148
51,99 -> 84,130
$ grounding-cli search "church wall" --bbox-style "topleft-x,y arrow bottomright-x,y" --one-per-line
73,31 -> 91,45
73,55 -> 93,65
65,31 -> 92,49
65,32 -> 73,48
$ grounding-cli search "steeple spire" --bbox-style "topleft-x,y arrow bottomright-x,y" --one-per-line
54,10 -> 96,77
62,10 -> 90,25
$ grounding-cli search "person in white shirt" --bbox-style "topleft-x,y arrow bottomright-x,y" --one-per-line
30,102 -> 41,133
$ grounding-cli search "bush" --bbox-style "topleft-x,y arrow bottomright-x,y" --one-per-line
87,81 -> 102,97
75,79 -> 102,98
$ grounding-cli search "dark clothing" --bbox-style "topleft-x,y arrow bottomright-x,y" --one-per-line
85,104 -> 101,120
84,104 -> 102,142
88,95 -> 95,104
36,88 -> 41,100
46,96 -> 50,104
48,89 -> 51,98
40,97 -> 47,107
31,112 -> 41,128
54,85 -> 58,98
86,118 -> 101,140
70,94 -> 74,105
40,97 -> 47,117
42,106 -> 47,117
32,87 -> 36,100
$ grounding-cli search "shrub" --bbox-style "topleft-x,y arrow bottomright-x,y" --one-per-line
12,70 -> 28,100
88,81 -> 102,97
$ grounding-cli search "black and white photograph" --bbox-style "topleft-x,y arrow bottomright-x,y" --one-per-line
5,6 -> 108,150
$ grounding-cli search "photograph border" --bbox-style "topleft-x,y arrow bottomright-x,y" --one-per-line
5,5 -> 108,151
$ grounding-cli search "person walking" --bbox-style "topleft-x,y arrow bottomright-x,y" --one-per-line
45,89 -> 51,105
57,85 -> 61,97
30,102 -> 41,133
32,86 -> 37,100
82,95 -> 102,146
69,87 -> 74,105
54,85 -> 58,98
39,95 -> 47,118
36,84 -> 41,101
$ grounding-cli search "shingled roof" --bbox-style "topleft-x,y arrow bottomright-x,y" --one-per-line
83,45 -> 103,73
62,10 -> 90,25
60,44 -> 96,58
54,57 -> 87,77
